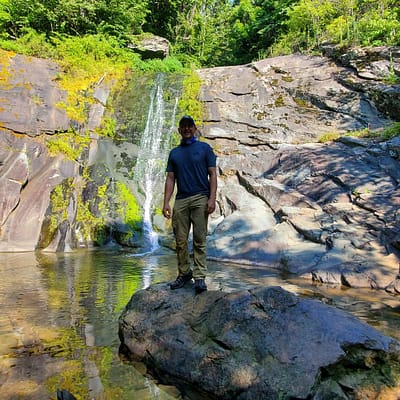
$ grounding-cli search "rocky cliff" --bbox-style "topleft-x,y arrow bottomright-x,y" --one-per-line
0,47 -> 399,293
196,48 -> 400,292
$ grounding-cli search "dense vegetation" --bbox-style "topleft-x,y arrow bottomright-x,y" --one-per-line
0,0 -> 398,68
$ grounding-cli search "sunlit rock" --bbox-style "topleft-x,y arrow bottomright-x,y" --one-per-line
119,284 -> 400,399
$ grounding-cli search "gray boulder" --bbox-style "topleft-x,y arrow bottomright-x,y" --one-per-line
127,35 -> 170,59
119,284 -> 400,399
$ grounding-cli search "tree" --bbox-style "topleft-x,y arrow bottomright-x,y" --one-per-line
0,0 -> 149,41
225,0 -> 296,63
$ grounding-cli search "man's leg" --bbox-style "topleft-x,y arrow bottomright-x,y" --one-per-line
172,197 -> 191,276
190,195 -> 209,280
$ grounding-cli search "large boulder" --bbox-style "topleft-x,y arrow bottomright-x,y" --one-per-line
119,284 -> 400,399
127,35 -> 170,59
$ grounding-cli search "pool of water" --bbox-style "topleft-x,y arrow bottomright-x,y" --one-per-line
0,248 -> 399,399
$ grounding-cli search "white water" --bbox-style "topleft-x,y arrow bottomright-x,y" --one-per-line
133,74 -> 178,266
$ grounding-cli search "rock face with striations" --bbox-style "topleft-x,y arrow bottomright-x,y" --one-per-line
0,51 -> 108,251
195,50 -> 400,293
119,284 -> 400,399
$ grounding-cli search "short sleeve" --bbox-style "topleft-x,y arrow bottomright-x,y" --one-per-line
166,153 -> 174,173
206,145 -> 217,168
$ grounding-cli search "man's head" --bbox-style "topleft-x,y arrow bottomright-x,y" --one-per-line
178,115 -> 196,140
179,115 -> 196,127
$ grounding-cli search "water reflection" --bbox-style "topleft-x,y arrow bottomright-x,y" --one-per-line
0,250 -> 399,399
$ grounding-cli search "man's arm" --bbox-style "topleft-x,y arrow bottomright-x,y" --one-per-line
162,171 -> 175,219
207,166 -> 217,214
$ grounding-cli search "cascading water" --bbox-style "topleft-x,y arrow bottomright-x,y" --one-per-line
133,74 -> 179,256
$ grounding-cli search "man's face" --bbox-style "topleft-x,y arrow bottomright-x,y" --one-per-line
178,122 -> 196,140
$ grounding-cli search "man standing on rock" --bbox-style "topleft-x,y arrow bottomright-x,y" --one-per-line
162,115 -> 217,294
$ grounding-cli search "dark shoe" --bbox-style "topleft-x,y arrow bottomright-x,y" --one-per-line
194,278 -> 207,294
170,271 -> 193,290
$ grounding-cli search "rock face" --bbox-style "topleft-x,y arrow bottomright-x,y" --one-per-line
204,137 -> 400,291
119,284 -> 400,399
198,53 -> 398,144
0,54 -> 71,135
0,51 -> 108,251
0,130 -> 77,251
195,51 -> 400,292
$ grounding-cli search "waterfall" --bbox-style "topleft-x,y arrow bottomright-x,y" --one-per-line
133,74 -> 178,257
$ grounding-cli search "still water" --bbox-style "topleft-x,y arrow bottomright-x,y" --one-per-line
0,249 -> 399,399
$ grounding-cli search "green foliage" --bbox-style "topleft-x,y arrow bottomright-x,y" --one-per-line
0,0 -> 149,42
52,34 -> 138,123
0,28 -> 57,57
95,116 -> 117,138
357,8 -> 400,46
0,0 -> 398,67
382,122 -> 400,139
273,0 -> 400,55
178,70 -> 204,126
46,130 -> 90,160
135,56 -> 184,73
114,181 -> 141,230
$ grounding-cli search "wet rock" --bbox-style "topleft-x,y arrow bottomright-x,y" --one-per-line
119,284 -> 400,399
0,131 -> 77,251
0,53 -> 109,252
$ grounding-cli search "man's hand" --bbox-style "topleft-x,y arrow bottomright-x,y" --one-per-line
207,199 -> 216,214
163,204 -> 172,219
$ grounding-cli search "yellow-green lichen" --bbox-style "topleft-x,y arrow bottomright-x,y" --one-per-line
318,131 -> 340,143
75,179 -> 108,244
49,179 -> 73,231
274,94 -> 285,107
46,130 -> 90,160
294,97 -> 311,108
114,181 -> 141,230
178,70 -> 204,126
0,49 -> 15,90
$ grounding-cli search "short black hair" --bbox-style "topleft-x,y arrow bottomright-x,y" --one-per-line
179,115 -> 195,126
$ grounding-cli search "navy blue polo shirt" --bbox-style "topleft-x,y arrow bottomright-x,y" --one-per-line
166,139 -> 216,199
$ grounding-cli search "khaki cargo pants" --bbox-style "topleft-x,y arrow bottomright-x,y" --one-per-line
172,194 -> 209,279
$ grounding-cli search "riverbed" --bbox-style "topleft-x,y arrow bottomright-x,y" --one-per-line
0,249 -> 399,399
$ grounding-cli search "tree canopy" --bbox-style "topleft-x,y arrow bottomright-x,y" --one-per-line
0,0 -> 398,67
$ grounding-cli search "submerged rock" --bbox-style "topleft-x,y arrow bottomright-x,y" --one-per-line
119,284 -> 400,399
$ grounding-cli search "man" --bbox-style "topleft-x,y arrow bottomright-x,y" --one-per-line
162,115 -> 217,293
